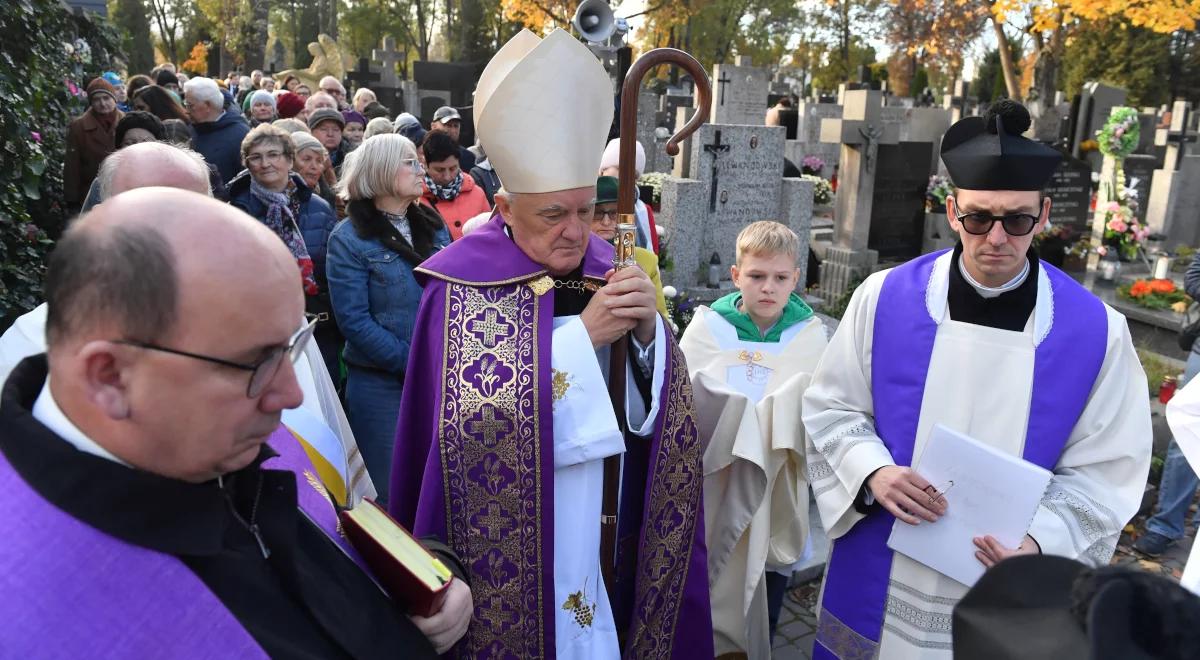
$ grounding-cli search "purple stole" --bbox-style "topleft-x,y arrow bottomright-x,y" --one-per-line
389,215 -> 713,659
813,250 -> 1109,659
0,425 -> 357,658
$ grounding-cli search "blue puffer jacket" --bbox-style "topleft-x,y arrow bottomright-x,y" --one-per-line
227,171 -> 338,289
191,111 -> 250,184
327,200 -> 450,374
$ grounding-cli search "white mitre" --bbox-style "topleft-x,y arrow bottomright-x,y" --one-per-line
473,28 -> 613,194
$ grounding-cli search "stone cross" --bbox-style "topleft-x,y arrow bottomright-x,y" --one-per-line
371,36 -> 403,90
346,57 -> 381,93
716,71 -> 732,106
942,79 -> 970,123
701,129 -> 731,211
1156,101 -> 1197,171
818,89 -> 900,298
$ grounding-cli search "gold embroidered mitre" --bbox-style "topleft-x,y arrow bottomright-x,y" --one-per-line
473,29 -> 614,194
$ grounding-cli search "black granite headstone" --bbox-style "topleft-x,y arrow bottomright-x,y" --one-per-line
1043,156 -> 1093,230
776,109 -> 799,140
869,142 -> 934,261
1124,154 -> 1159,223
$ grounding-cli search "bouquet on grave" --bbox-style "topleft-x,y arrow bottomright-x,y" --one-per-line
801,155 -> 825,176
661,285 -> 695,338
925,175 -> 955,212
637,172 -> 668,207
1099,200 -> 1149,259
1118,278 -> 1191,311
802,174 -> 833,205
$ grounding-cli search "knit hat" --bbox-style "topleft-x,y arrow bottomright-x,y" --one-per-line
307,108 -> 345,130
155,69 -> 180,89
276,92 -> 304,119
86,77 -> 117,102
341,110 -> 367,127
600,138 -> 646,178
290,131 -> 326,155
115,111 -> 165,146
249,90 -> 276,109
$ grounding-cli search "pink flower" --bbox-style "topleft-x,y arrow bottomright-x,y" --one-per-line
30,131 -> 41,143
1108,219 -> 1128,233
1097,246 -> 1109,257
66,80 -> 78,95
1115,128 -> 1125,138
1106,201 -> 1121,213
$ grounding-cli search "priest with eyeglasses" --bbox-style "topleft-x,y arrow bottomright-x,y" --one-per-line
801,99 -> 1152,658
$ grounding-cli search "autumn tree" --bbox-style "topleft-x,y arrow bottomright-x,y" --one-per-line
1063,19 -> 1172,106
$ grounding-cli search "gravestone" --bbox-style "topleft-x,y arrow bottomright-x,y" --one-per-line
1070,82 -> 1127,168
710,57 -> 769,125
776,109 -> 799,140
1147,101 -> 1200,247
637,90 -> 671,174
398,80 -> 421,116
817,89 -> 900,299
413,61 -> 480,143
371,36 -> 404,112
346,58 -> 381,95
942,79 -> 972,123
881,106 -> 909,141
783,101 -> 842,176
269,40 -> 287,75
1124,154 -> 1157,222
869,142 -> 934,260
1043,155 -> 1093,230
657,124 -> 814,293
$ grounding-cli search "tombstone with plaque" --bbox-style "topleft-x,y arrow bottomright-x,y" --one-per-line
1042,155 -> 1093,231
657,124 -> 814,296
1069,82 -> 1127,167
817,89 -> 900,299
710,57 -> 769,125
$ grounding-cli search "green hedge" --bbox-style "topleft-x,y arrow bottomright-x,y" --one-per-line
0,0 -> 121,331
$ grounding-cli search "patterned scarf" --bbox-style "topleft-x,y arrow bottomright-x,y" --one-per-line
249,177 -> 319,295
425,171 -> 464,201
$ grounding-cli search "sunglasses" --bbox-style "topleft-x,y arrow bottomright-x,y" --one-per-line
954,210 -> 1040,236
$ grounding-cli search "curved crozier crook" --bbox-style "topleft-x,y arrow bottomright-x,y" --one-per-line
615,48 -> 713,218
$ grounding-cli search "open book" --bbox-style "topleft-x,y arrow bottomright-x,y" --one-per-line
886,424 -> 1053,587
340,499 -> 454,616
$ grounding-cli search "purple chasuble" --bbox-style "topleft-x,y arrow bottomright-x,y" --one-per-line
813,250 -> 1108,659
389,215 -> 713,659
0,424 -> 355,658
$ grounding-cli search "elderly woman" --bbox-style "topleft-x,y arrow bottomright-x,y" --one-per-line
227,124 -> 342,382
419,131 -> 490,241
65,77 -> 124,209
363,116 -> 394,141
327,134 -> 450,505
248,89 -> 277,126
291,131 -> 343,217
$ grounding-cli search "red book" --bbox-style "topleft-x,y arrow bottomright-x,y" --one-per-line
340,499 -> 453,617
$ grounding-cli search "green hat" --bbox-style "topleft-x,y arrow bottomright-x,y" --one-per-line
596,175 -> 619,204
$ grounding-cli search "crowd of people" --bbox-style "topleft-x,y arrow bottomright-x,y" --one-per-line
11,31 -> 1200,660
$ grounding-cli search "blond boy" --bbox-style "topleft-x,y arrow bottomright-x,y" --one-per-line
679,221 -> 828,657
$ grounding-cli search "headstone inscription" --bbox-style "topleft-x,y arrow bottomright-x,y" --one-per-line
1043,155 -> 1093,231
710,58 -> 769,125
657,124 -> 814,293
868,142 -> 933,260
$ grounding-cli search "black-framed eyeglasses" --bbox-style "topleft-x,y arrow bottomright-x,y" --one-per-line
114,315 -> 318,398
594,208 -> 619,223
954,210 -> 1041,236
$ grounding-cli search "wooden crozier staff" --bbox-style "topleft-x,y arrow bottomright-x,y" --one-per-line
600,48 -> 712,600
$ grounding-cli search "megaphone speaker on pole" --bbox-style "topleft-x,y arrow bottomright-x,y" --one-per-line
573,0 -> 616,44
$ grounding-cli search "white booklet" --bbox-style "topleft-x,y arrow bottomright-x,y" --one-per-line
886,424 -> 1053,587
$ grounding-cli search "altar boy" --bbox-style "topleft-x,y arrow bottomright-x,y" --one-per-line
680,221 -> 828,657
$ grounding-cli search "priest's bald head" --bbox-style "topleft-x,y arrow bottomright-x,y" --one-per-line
475,29 -> 613,276
940,100 -> 1062,287
44,188 -> 307,482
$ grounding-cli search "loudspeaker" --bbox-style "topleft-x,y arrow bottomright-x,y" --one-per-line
572,0 -> 615,44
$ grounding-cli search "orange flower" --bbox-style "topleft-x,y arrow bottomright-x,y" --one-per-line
1150,279 -> 1177,294
1130,281 -> 1151,297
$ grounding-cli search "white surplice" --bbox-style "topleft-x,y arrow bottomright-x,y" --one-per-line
1165,377 -> 1200,595
549,314 -> 666,659
802,252 -> 1152,658
680,307 -> 827,658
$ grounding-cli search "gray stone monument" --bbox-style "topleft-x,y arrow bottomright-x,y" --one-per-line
817,89 -> 900,300
710,57 -> 769,126
1071,82 -> 1127,168
371,36 -> 404,112
658,124 -> 814,297
1146,101 -> 1200,248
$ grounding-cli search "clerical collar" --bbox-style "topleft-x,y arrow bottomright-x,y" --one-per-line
957,254 -> 1030,299
946,242 -> 1039,332
32,375 -> 127,466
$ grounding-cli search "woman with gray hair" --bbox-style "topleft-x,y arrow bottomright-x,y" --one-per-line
227,124 -> 343,382
326,134 -> 449,505
363,116 -> 394,141
291,131 -> 342,217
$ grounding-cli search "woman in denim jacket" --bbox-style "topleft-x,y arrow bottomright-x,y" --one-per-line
328,134 -> 450,504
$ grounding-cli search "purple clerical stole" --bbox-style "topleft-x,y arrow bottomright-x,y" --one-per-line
0,425 -> 354,658
813,250 -> 1108,659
